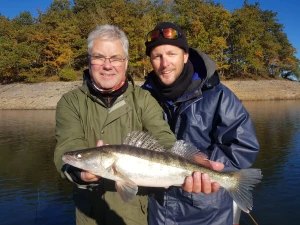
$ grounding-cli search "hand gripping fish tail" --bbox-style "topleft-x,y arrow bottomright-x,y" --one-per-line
62,131 -> 263,213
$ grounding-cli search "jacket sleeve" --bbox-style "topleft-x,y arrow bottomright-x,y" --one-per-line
205,86 -> 260,172
135,88 -> 177,150
54,93 -> 89,178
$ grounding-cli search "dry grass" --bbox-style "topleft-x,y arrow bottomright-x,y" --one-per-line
0,80 -> 299,109
222,80 -> 300,101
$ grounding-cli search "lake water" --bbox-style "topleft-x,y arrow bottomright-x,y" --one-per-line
0,100 -> 299,225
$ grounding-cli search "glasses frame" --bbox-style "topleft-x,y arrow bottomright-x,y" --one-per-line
145,28 -> 182,43
88,55 -> 127,67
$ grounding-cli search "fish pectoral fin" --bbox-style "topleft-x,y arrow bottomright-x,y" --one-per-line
113,166 -> 138,202
115,178 -> 138,202
112,163 -> 138,202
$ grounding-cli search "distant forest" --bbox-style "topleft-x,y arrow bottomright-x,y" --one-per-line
0,0 -> 299,83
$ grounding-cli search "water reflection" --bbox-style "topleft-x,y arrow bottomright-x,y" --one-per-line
0,110 -> 75,225
0,100 -> 300,225
241,100 -> 300,225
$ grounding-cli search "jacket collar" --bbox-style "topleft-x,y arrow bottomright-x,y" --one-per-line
79,70 -> 135,106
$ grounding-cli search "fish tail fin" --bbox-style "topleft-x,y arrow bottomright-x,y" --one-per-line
227,168 -> 262,213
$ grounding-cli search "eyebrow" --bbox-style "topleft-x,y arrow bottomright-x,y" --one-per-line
152,50 -> 179,56
90,53 -> 125,58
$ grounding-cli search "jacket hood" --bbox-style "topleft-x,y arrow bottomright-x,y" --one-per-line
188,48 -> 217,82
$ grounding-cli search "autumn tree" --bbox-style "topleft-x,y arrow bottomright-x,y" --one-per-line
227,1 -> 299,79
0,12 -> 43,83
38,0 -> 83,79
0,0 -> 299,83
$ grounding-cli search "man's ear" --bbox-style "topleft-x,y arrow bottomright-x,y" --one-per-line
125,58 -> 129,70
183,51 -> 189,63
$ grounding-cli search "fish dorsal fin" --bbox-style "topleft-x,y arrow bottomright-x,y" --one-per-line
170,140 -> 208,165
122,131 -> 166,152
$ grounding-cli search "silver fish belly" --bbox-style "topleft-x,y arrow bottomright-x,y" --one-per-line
62,131 -> 262,213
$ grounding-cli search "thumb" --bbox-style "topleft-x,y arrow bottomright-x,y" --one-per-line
209,161 -> 224,171
96,140 -> 104,147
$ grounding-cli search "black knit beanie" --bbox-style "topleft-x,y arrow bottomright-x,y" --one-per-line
145,22 -> 189,56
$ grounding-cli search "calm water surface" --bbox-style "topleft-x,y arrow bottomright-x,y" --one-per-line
0,100 -> 300,225
0,110 -> 74,225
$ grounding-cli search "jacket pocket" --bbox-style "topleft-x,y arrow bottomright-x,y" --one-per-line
189,187 -> 230,207
166,187 -> 233,225
170,186 -> 230,208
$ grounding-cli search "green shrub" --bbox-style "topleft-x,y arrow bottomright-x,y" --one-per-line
59,68 -> 78,81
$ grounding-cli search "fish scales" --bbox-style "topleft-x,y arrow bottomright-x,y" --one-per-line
62,131 -> 262,213
108,144 -> 218,178
102,145 -> 199,186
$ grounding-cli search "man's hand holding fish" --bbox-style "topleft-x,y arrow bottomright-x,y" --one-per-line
80,139 -> 105,182
182,161 -> 224,194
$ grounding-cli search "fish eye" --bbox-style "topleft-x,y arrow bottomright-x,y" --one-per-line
76,153 -> 82,159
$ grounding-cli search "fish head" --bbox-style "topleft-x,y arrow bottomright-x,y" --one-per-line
62,148 -> 116,176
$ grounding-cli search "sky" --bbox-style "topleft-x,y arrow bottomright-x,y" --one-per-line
0,0 -> 299,58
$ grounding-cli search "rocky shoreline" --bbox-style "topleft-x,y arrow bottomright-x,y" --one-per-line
0,80 -> 299,110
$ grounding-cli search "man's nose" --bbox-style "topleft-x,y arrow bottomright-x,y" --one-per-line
102,58 -> 113,69
161,56 -> 170,67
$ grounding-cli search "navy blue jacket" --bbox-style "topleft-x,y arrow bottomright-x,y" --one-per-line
142,48 -> 259,225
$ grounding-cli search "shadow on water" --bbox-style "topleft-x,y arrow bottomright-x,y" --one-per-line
0,100 -> 300,225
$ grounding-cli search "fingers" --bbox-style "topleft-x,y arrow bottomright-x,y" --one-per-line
194,156 -> 225,172
192,172 -> 201,193
182,176 -> 193,192
182,172 -> 220,194
193,154 -> 210,168
209,161 -> 224,171
81,171 -> 100,182
211,182 -> 221,193
201,173 -> 211,194
182,172 -> 206,194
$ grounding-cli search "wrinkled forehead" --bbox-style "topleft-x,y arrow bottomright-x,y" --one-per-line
90,39 -> 125,56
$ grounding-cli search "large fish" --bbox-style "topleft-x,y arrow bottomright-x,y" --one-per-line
62,131 -> 262,213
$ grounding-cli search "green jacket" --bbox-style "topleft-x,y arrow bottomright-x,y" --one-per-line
54,80 -> 176,225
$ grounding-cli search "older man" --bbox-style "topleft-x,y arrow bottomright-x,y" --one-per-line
54,24 -> 177,225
